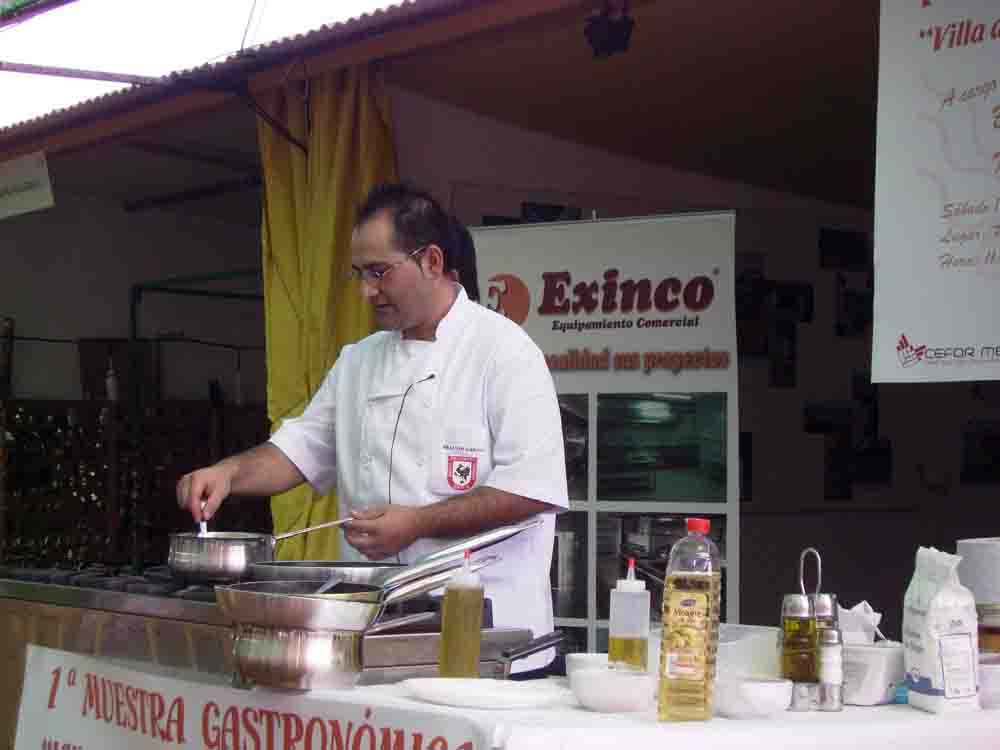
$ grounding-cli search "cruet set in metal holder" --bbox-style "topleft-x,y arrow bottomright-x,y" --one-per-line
779,547 -> 844,711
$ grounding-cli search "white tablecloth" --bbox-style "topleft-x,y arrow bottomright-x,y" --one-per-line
94,660 -> 1000,750
337,678 -> 1000,750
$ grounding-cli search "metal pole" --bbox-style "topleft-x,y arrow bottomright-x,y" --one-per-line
0,60 -> 161,86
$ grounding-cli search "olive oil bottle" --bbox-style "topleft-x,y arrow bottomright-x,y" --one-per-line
658,518 -> 722,722
608,558 -> 650,671
439,550 -> 484,678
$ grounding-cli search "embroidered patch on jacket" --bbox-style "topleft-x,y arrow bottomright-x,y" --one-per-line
446,455 -> 478,490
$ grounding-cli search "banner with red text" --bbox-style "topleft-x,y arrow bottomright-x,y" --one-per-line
15,645 -> 489,750
473,213 -> 739,621
873,0 -> 1000,382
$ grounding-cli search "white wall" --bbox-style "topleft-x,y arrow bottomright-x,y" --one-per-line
0,191 -> 265,402
389,84 -> 871,225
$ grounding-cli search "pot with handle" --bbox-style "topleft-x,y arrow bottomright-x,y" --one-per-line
232,611 -> 437,691
168,516 -> 352,583
230,595 -> 562,691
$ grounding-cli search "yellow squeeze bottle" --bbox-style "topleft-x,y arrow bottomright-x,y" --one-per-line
439,550 -> 484,678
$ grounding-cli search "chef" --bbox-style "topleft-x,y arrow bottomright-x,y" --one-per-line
177,183 -> 568,675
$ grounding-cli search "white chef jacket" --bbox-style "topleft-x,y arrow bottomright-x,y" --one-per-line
269,287 -> 569,672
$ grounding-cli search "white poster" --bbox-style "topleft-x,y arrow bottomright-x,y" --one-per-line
473,213 -> 738,619
16,645 -> 489,750
873,0 -> 1000,382
0,151 -> 53,221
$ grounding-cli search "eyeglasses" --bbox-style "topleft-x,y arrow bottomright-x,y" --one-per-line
347,245 -> 428,285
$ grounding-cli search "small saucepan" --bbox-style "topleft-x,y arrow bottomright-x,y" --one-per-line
168,516 -> 352,584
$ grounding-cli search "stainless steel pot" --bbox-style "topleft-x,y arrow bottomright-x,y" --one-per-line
246,518 -> 541,585
232,612 -> 434,691
232,622 -> 564,691
168,517 -> 351,583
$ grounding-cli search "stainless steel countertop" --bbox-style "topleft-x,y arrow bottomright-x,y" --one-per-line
0,578 -> 230,626
0,577 -> 538,684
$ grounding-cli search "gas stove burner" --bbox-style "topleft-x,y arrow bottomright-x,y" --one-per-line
0,563 -> 190,597
170,585 -> 217,602
126,580 -> 184,596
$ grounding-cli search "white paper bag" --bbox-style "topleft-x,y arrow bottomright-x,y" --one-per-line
903,546 -> 980,713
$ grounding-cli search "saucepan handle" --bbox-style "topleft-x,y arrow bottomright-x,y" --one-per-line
376,555 -> 466,592
419,519 -> 541,565
381,555 -> 499,607
272,516 -> 353,543
365,611 -> 437,636
499,630 -> 565,679
376,520 -> 540,590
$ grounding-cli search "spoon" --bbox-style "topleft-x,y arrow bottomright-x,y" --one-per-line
198,501 -> 208,536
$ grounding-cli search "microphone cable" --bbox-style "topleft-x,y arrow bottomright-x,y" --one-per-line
386,373 -> 435,562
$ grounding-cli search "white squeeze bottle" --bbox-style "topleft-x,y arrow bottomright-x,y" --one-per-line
439,550 -> 484,678
609,558 -> 651,671
658,517 -> 722,722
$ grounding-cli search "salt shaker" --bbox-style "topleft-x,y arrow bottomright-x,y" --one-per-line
817,627 -> 844,711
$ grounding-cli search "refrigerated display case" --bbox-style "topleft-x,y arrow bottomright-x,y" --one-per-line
549,392 -> 739,654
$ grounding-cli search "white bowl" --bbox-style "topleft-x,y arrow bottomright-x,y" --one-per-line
565,652 -> 609,679
981,655 -> 1000,710
714,675 -> 792,719
570,667 -> 656,713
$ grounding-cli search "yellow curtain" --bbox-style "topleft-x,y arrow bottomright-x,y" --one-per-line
256,67 -> 397,560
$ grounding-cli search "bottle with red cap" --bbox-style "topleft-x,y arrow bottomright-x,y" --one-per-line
657,517 -> 722,722
609,558 -> 651,671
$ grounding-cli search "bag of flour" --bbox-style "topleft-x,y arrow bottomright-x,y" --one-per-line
903,546 -> 980,713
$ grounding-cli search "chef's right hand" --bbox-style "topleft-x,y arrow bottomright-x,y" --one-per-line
176,464 -> 235,522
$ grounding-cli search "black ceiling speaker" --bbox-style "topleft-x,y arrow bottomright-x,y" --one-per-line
584,1 -> 634,59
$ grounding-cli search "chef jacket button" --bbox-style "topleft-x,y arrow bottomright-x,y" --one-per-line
422,399 -> 431,408
416,457 -> 424,466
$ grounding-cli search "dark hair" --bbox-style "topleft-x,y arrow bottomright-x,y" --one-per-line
447,215 -> 480,301
356,183 -> 452,270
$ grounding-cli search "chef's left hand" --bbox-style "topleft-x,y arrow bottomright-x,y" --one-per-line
345,506 -> 422,560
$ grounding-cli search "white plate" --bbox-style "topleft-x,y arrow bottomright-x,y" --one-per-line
402,678 -> 572,710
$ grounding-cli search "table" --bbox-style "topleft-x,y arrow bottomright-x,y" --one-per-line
346,680 -> 1000,750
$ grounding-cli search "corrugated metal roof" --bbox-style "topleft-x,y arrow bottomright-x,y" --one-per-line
0,0 -> 464,143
